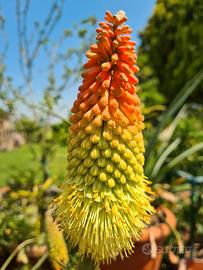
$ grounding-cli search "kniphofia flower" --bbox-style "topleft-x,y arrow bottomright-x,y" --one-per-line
45,209 -> 69,270
55,10 -> 154,264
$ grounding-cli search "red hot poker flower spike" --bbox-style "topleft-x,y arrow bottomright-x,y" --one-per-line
55,10 -> 154,264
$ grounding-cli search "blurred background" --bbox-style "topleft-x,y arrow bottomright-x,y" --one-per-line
0,0 -> 202,269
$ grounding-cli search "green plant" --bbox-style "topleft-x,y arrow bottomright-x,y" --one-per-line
144,69 -> 203,181
0,195 -> 40,252
139,0 -> 203,104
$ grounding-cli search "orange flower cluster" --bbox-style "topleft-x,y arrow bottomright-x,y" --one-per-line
70,10 -> 143,132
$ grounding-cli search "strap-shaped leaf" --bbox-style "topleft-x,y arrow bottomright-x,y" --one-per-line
167,142 -> 203,169
145,69 -> 203,172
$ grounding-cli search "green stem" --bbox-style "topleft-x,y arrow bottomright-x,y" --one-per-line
0,238 -> 35,270
78,258 -> 95,270
30,251 -> 49,270
158,213 -> 184,256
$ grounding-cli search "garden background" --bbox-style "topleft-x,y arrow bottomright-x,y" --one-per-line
0,0 -> 202,270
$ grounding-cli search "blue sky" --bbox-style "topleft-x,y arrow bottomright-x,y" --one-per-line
0,0 -> 155,117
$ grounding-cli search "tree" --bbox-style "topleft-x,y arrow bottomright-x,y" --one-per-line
139,0 -> 203,104
0,0 -> 96,181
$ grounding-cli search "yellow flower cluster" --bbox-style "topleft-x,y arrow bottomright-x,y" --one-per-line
45,210 -> 69,270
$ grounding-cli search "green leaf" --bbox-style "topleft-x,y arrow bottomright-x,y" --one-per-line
147,105 -> 187,176
78,29 -> 87,38
151,137 -> 181,177
145,69 -> 203,171
64,29 -> 72,37
167,142 -> 203,169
